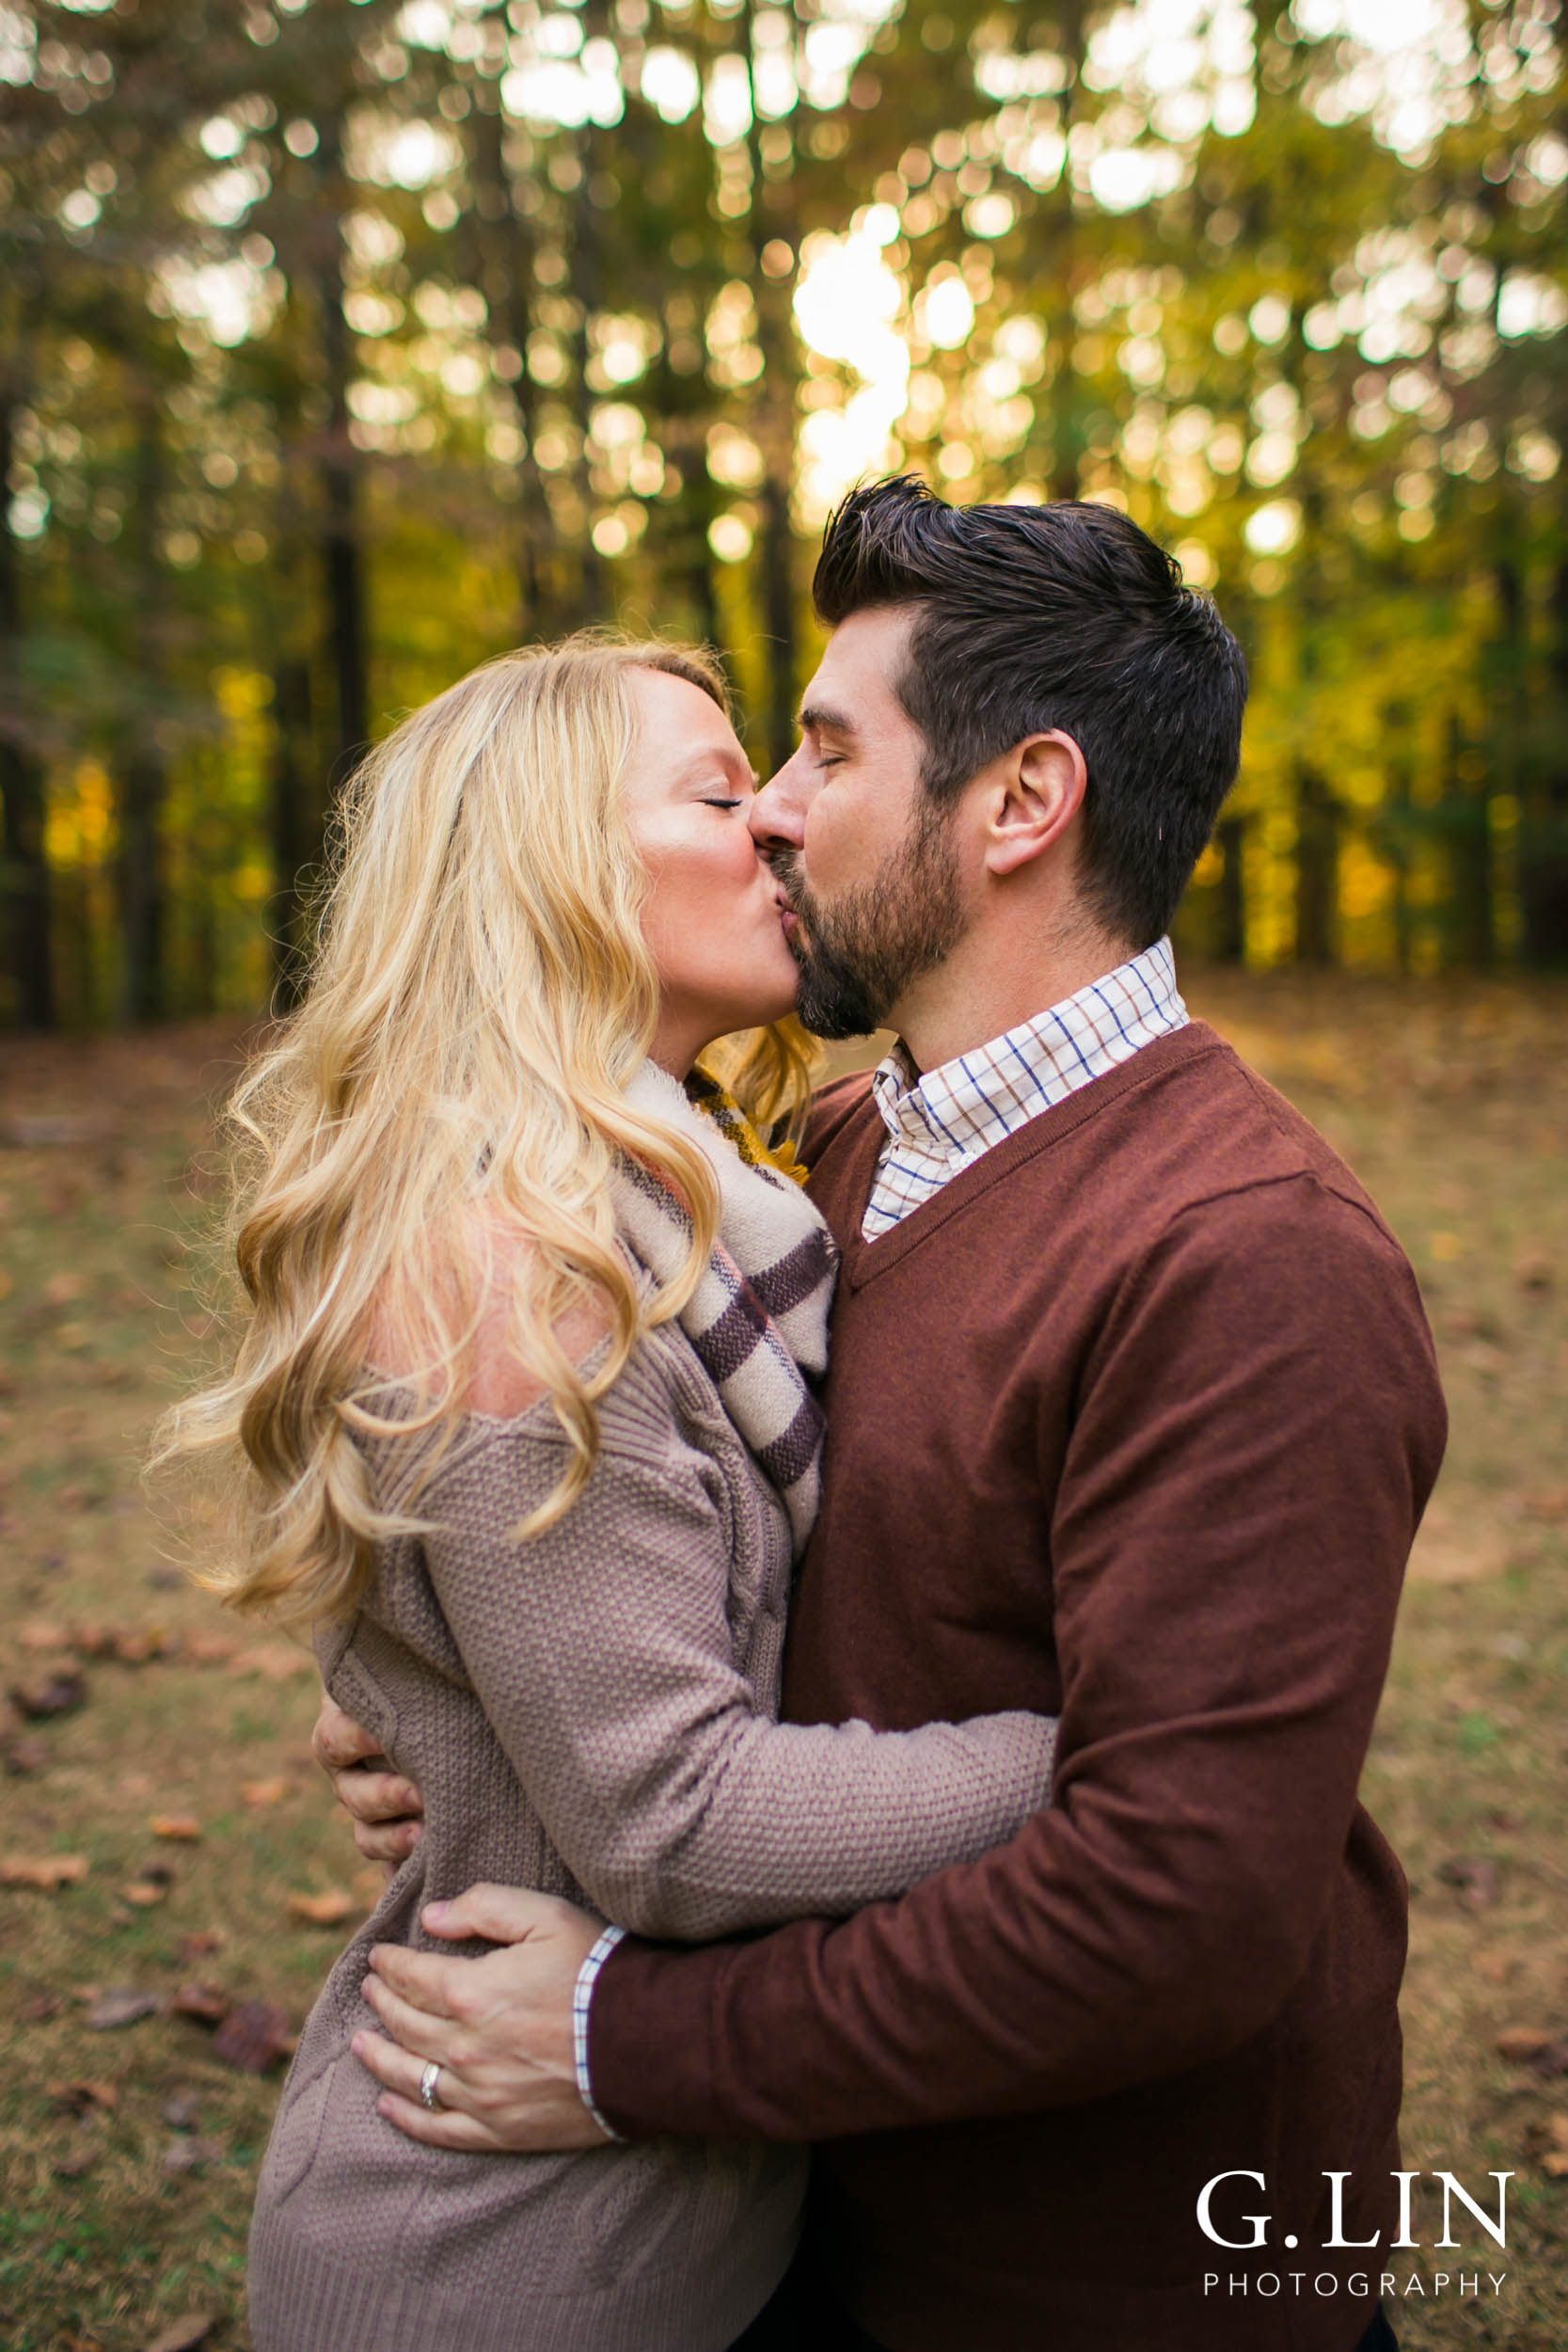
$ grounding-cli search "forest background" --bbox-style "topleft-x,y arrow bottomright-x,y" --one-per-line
5,0 -> 1568,1022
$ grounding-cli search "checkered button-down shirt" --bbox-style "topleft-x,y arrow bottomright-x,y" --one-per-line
863,937 -> 1188,1240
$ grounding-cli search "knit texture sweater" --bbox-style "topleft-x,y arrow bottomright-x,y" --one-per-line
246,1317 -> 1057,2352
588,1024 -> 1449,2352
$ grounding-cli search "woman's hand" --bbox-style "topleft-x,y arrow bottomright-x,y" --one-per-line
311,1688 -> 426,1866
351,1884 -> 610,2153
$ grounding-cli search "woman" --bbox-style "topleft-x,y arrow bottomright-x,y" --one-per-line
166,637 -> 1056,2352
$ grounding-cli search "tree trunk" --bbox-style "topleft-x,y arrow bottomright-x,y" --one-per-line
1294,766 -> 1338,967
1521,555 -> 1568,964
0,378 -> 54,1029
269,642 -> 316,996
1213,815 -> 1246,963
119,381 -> 168,1025
313,110 -> 370,794
743,0 -> 800,777
1445,709 -> 1494,969
467,62 -> 549,638
1041,0 -> 1089,502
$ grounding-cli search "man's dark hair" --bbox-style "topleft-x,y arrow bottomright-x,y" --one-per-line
812,477 -> 1248,949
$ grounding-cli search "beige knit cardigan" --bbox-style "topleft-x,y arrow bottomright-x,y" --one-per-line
247,1320 -> 1056,2352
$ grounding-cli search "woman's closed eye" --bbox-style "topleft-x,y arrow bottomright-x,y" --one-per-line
701,796 -> 746,810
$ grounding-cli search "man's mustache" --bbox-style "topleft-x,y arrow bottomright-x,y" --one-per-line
766,846 -> 805,915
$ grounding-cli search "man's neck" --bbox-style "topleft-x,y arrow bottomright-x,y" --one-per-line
892,922 -> 1141,1075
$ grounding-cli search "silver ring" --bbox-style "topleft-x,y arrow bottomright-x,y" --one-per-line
419,2060 -> 443,2112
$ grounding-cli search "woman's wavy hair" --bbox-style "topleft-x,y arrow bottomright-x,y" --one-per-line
156,633 -> 815,1629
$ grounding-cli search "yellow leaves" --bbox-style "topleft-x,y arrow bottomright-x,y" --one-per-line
149,1814 -> 202,1842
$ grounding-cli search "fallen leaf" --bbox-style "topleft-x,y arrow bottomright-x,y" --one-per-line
87,1988 -> 164,2031
286,1886 -> 356,1927
175,1929 -> 225,1963
1436,1854 -> 1499,1909
231,1641 -> 312,1681
3,1733 -> 50,1775
149,1814 -> 202,1842
1548,2113 -> 1568,2152
69,1621 -> 118,1658
1543,2150 -> 1568,2178
143,2314 -> 219,2352
18,1620 -> 71,1650
44,1270 -> 84,1305
114,1628 -> 168,1665
53,2144 -> 100,2181
161,2091 -> 202,2131
172,1979 -> 230,2026
182,1633 -> 238,1666
212,1998 -> 292,2074
241,1775 -> 292,1808
1498,2025 -> 1556,2061
161,2136 -> 226,2175
21,1991 -> 65,2022
48,2079 -> 119,2114
2,1852 -> 89,1889
120,1880 -> 168,1908
8,1668 -> 87,1720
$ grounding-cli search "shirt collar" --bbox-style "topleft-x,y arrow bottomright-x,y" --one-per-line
870,936 -> 1187,1162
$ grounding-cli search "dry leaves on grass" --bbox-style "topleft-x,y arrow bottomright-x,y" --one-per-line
211,1998 -> 293,2074
48,2080 -> 119,2115
2,1851 -> 88,1889
171,1979 -> 230,2026
149,1813 -> 201,1841
1496,2026 -> 1568,2077
240,1774 -> 293,1807
143,2315 -> 219,2352
1436,1853 -> 1500,1908
161,2136 -> 226,2175
8,1667 -> 87,1720
230,1641 -> 314,1681
285,1885 -> 356,1926
86,1988 -> 164,2030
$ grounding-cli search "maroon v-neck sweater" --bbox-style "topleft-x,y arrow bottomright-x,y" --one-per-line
590,1023 -> 1448,2352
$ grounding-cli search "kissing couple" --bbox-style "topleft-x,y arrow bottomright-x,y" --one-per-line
171,476 -> 1445,2352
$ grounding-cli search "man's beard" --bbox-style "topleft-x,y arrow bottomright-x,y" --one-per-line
772,798 -> 968,1041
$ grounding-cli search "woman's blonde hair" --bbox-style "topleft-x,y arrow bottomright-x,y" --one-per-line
159,633 -> 815,1629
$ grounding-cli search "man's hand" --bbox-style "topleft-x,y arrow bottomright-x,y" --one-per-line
352,1884 -> 609,2153
312,1689 -> 425,1866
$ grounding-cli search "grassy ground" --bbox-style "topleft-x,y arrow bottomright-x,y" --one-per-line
0,976 -> 1564,2351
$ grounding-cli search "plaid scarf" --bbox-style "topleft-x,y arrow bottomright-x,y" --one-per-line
613,1061 -> 835,1555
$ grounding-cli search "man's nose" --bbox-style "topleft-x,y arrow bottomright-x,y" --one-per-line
750,749 -> 812,853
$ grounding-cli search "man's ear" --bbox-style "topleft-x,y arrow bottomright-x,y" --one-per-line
982,731 -> 1088,879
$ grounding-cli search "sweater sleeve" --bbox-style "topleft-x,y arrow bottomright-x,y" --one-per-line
416,1343 -> 1056,1942
586,1175 -> 1447,2140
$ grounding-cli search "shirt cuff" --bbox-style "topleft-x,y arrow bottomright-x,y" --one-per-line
572,1923 -> 627,2141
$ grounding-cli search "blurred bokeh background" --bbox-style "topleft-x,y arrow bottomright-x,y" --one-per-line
2,4 -> 1567,2349
5,0 -> 1568,1020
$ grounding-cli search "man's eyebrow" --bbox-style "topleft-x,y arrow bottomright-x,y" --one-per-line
799,701 -> 857,738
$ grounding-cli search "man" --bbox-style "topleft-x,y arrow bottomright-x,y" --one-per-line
316,479 -> 1445,2352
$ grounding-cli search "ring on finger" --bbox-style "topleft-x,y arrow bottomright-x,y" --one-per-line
420,2060 -> 444,2112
